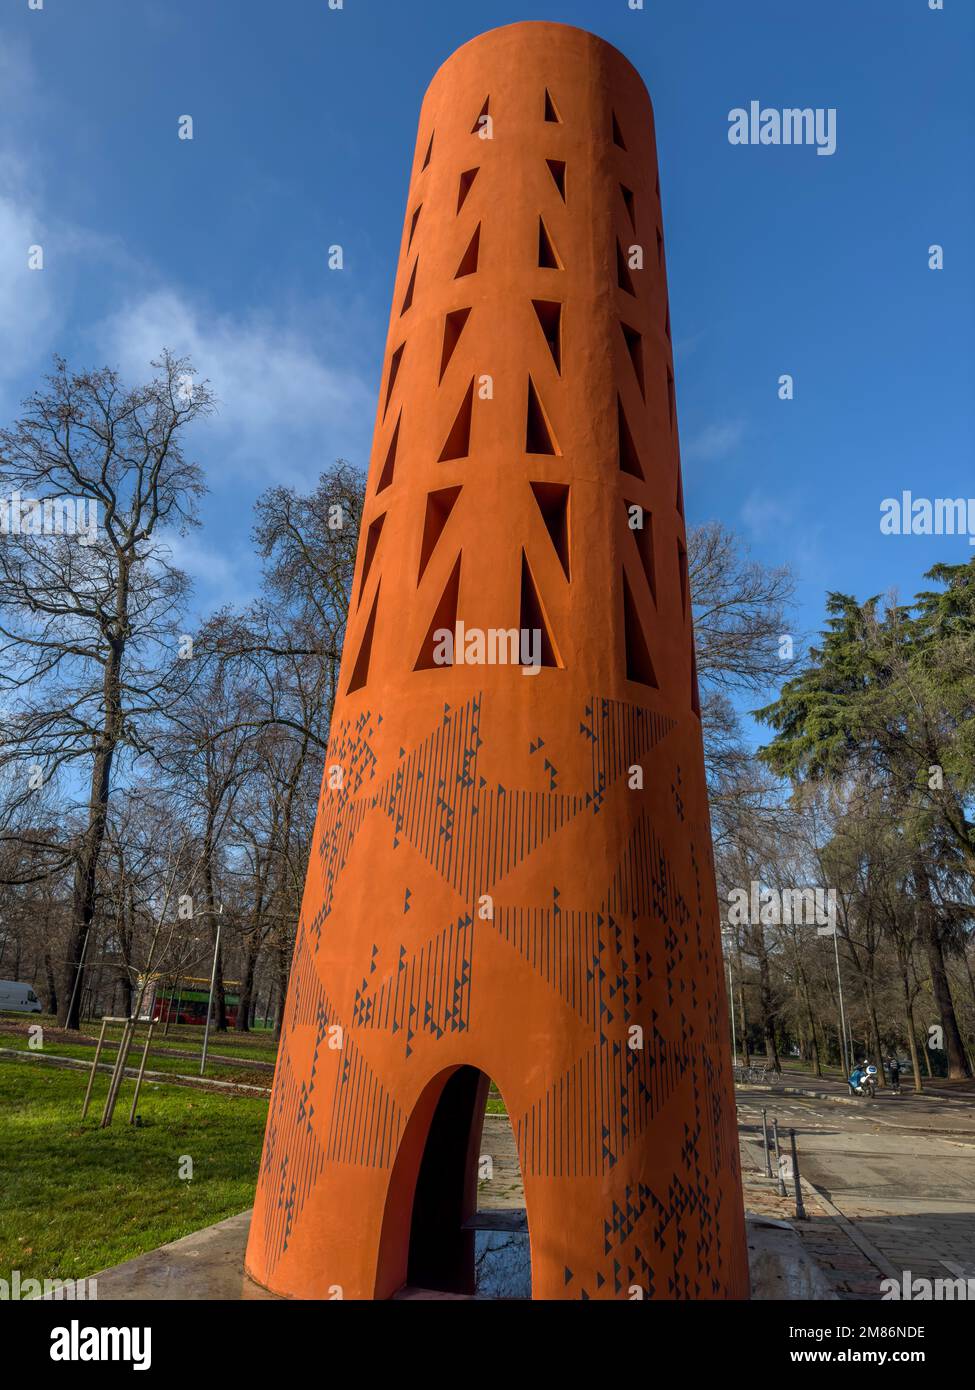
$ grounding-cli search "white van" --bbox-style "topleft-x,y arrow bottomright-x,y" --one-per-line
0,980 -> 43,1013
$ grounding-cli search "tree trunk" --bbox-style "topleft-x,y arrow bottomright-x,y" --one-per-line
236,935 -> 260,1033
43,951 -> 58,1017
914,861 -> 970,1078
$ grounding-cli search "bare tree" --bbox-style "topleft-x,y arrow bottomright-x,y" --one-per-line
0,353 -> 213,1026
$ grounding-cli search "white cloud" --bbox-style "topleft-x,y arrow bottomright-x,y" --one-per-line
97,289 -> 375,487
682,419 -> 746,463
740,489 -> 794,532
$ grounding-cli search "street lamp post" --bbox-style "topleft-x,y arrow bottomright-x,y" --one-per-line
200,906 -> 223,1078
831,923 -> 850,1079
721,928 -> 739,1068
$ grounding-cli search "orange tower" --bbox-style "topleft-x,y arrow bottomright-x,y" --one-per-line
245,21 -> 748,1301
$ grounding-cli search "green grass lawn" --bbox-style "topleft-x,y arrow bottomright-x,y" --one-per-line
0,1012 -> 281,1063
0,1031 -> 272,1089
0,1059 -> 269,1284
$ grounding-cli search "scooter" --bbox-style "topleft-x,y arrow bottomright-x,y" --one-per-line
849,1064 -> 878,1098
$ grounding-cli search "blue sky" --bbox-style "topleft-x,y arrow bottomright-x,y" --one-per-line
1,0 -> 972,728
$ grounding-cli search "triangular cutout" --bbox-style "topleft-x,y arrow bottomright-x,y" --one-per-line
376,412 -> 400,494
665,304 -> 671,342
546,159 -> 566,201
457,167 -> 479,213
621,323 -> 645,398
520,551 -> 561,668
531,299 -> 562,373
438,379 -> 474,461
407,204 -> 422,251
666,365 -> 675,428
455,223 -> 480,278
617,396 -> 643,479
525,377 -> 560,455
676,468 -> 685,518
347,584 -> 381,693
617,241 -> 636,296
620,184 -> 636,230
691,640 -> 701,717
656,226 -> 663,265
538,217 -> 562,269
530,482 -> 570,581
400,258 -> 418,314
421,131 -> 434,170
622,500 -> 655,603
439,307 -> 471,382
357,512 -> 386,607
677,537 -> 688,617
417,486 -> 462,583
471,96 -> 490,135
612,111 -> 627,150
544,89 -> 561,123
383,343 -> 405,417
415,555 -> 461,670
622,570 -> 657,687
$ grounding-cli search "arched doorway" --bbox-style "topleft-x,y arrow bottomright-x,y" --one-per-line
396,1066 -> 531,1299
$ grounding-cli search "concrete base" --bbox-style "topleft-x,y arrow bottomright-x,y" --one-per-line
746,1215 -> 837,1301
82,1206 -> 829,1301
86,1212 -> 280,1301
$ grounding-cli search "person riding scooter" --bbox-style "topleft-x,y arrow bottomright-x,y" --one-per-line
848,1061 -> 866,1094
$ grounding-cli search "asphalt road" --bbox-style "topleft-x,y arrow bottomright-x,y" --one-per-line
737,1083 -> 975,1286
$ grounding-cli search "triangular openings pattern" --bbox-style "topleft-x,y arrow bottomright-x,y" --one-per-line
530,481 -> 570,581
622,570 -> 657,688
439,307 -> 471,382
400,259 -> 417,315
617,396 -> 643,480
532,299 -> 562,373
677,537 -> 689,617
455,224 -> 480,278
417,486 -> 461,584
621,323 -> 644,398
546,159 -> 566,200
383,343 -> 404,417
526,377 -> 560,455
357,512 -> 385,608
520,551 -> 561,668
347,583 -> 381,694
438,379 -> 474,461
457,167 -> 479,213
538,217 -> 562,270
376,412 -> 400,494
617,241 -> 636,296
623,499 -> 655,604
415,555 -> 461,670
471,96 -> 490,135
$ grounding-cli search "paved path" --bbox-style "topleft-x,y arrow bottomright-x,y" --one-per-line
737,1082 -> 975,1296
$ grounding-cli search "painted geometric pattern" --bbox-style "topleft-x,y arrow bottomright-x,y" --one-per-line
351,911 -> 475,1057
259,692 -> 737,1289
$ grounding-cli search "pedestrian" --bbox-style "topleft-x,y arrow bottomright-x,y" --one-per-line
887,1055 -> 901,1095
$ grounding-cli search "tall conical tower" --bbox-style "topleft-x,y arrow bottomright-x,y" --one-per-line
245,21 -> 748,1301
